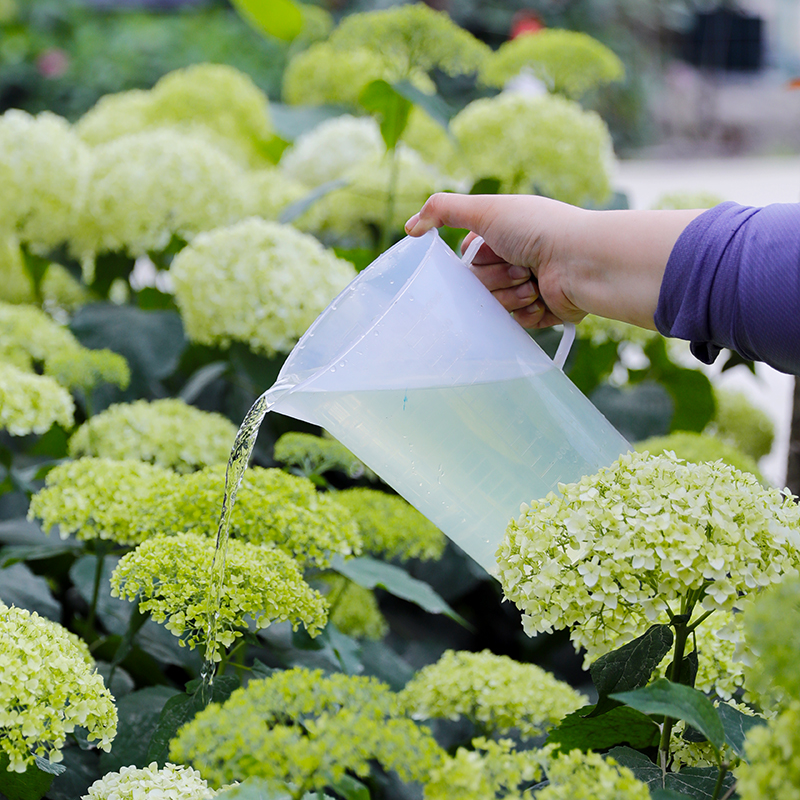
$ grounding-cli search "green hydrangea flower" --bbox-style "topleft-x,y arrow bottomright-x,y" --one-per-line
317,574 -> 388,640
400,107 -> 465,181
170,668 -> 445,793
451,92 -> 614,203
73,128 -> 248,259
537,748 -> 651,800
274,432 -> 375,481
241,167 -> 308,221
482,29 -> 624,98
0,603 -> 117,773
576,315 -> 658,347
68,399 -> 237,473
0,110 -> 89,251
424,738 -> 542,800
77,64 -> 275,169
170,218 -> 356,357
650,191 -> 725,211
156,465 -> 360,568
636,432 -> 764,484
0,363 -> 74,435
498,451 -> 800,666
705,388 -> 775,462
279,115 -> 384,189
29,457 -> 180,545
82,761 -> 220,799
44,349 -> 129,395
335,488 -> 445,563
400,649 -> 586,738
110,532 -> 327,658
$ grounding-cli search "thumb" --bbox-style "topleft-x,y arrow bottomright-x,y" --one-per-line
405,193 -> 494,237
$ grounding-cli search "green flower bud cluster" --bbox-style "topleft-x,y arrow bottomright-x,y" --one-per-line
498,451 -> 800,666
335,488 -> 445,562
0,603 -> 117,773
0,362 -> 74,435
156,465 -> 361,568
0,110 -> 90,252
110,532 -> 327,658
424,738 -> 542,800
636,432 -> 764,485
29,457 -> 180,545
169,667 -> 445,792
705,388 -> 775,462
82,761 -> 219,799
317,574 -> 388,640
44,348 -> 130,396
170,218 -> 356,357
76,64 -> 275,169
482,29 -> 624,98
274,432 -> 376,481
451,92 -> 614,204
400,649 -> 586,738
68,399 -> 237,473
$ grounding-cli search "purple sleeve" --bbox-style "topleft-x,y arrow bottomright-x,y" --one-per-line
654,201 -> 800,375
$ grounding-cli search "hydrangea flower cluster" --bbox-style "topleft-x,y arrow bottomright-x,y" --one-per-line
706,388 -> 775,462
279,115 -> 384,189
576,314 -> 658,347
44,348 -> 130,395
110,532 -> 327,658
170,218 -> 356,356
68,399 -> 237,473
77,64 -> 275,169
156,465 -> 360,567
0,109 -> 89,251
424,738 -> 542,800
497,451 -> 800,665
170,667 -> 445,792
451,92 -> 613,203
482,29 -> 624,98
335,488 -> 445,562
738,702 -> 800,800
0,362 -> 74,435
240,167 -> 307,221
273,432 -> 375,481
537,748 -> 651,800
399,649 -> 586,738
29,457 -> 179,545
82,762 -> 218,800
635,432 -> 763,485
0,603 -> 117,772
317,574 -> 388,640
74,128 -> 248,259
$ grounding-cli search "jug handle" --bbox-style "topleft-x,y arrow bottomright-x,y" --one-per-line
461,236 -> 576,372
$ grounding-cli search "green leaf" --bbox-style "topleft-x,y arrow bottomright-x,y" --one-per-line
604,747 -> 662,792
662,369 -> 715,434
178,361 -> 229,404
717,703 -> 766,760
0,519 -> 51,546
333,247 -> 375,273
20,246 -> 50,301
589,624 -> 673,716
279,178 -> 349,225
651,791 -> 693,800
0,563 -> 60,620
567,339 -> 619,396
358,79 -> 412,150
269,103 -> 350,142
290,623 -> 364,676
1,541 -> 81,568
610,678 -> 725,753
547,704 -> 660,753
664,767 -> 735,800
215,779 -> 290,800
666,648 -> 699,688
590,382 -> 673,442
45,746 -> 101,800
469,177 -> 502,195
230,0 -> 304,41
0,752 -> 56,800
146,676 -> 240,767
392,80 -> 453,129
330,555 -> 468,626
330,774 -> 370,800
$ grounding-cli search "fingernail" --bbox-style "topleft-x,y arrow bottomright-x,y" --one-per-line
516,282 -> 535,300
508,265 -> 529,280
404,213 -> 420,234
529,301 -> 543,314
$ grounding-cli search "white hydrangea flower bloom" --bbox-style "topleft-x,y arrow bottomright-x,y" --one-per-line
170,217 -> 356,356
82,762 -> 218,799
279,115 -> 385,188
0,362 -> 74,435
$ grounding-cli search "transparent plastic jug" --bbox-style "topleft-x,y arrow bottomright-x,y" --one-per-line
268,230 -> 630,575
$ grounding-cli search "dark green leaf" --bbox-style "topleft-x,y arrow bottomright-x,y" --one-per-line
589,625 -> 673,715
330,774 -> 371,800
567,339 -> 619,396
665,767 -> 735,800
333,247 -> 375,273
27,425 -> 69,458
251,659 -> 279,680
231,0 -> 304,41
100,687 -> 181,773
279,178 -> 349,225
136,287 -> 178,311
1,542 -> 81,568
179,362 -> 229,404
0,563 -> 60,620
547,704 -> 660,753
590,382 -> 673,442
358,79 -> 412,149
359,639 -> 415,690
45,746 -> 101,800
717,703 -> 767,760
667,648 -> 699,688
392,80 -> 453,129
0,519 -> 50,546
469,177 -> 502,195
604,747 -> 662,792
651,790 -> 693,800
270,103 -> 350,142
70,555 -> 131,636
662,369 -> 715,434
719,349 -> 756,374
0,752 -> 55,800
330,555 -> 468,626
610,678 -> 725,753
20,247 -> 50,301
88,251 -> 135,298
290,623 -> 364,676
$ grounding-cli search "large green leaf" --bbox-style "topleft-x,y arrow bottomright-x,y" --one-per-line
610,678 -> 725,754
717,702 -> 766,760
290,623 -> 364,676
270,103 -> 349,142
590,382 -> 673,442
650,791 -> 692,800
330,555 -> 467,625
358,80 -> 412,150
547,704 -> 660,753
330,775 -> 370,800
589,624 -> 673,715
392,80 -> 453,130
665,768 -> 735,800
279,178 -> 349,225
230,0 -> 304,41
604,747 -> 662,792
0,753 -> 55,800
0,562 -> 60,620
46,746 -> 101,800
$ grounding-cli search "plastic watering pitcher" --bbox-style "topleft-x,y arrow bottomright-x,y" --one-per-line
267,230 -> 630,575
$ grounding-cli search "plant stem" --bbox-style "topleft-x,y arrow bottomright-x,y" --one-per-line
657,616 -> 692,767
711,763 -> 729,800
86,548 -> 106,636
379,143 -> 401,255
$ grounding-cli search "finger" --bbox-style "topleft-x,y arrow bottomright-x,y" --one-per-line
405,193 -> 495,236
491,280 -> 539,313
467,261 -> 532,292
514,303 -> 564,329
